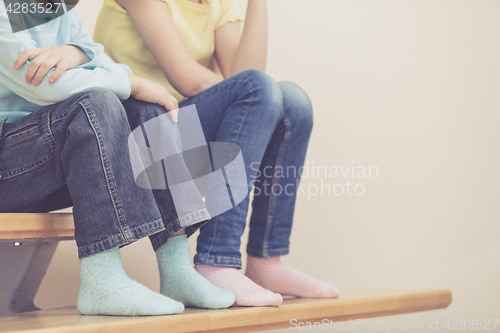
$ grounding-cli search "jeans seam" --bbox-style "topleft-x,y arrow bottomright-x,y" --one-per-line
79,99 -> 132,242
52,92 -> 100,124
262,113 -> 292,256
3,123 -> 39,140
0,117 -> 7,150
204,78 -> 253,256
44,106 -> 56,153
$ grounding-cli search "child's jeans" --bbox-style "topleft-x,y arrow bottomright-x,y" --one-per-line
181,70 -> 314,268
0,70 -> 312,263
0,89 -> 209,258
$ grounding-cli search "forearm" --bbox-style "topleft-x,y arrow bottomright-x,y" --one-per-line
118,0 -> 222,98
67,45 -> 91,68
10,68 -> 131,105
128,74 -> 140,96
181,65 -> 223,97
231,0 -> 267,75
155,57 -> 222,97
148,46 -> 222,97
1,45 -> 130,105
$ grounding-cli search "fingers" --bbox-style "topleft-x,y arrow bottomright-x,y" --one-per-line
25,52 -> 51,84
167,93 -> 179,122
48,61 -> 68,84
169,94 -> 179,110
162,96 -> 178,123
14,49 -> 42,70
32,56 -> 59,85
156,88 -> 178,122
169,108 -> 179,123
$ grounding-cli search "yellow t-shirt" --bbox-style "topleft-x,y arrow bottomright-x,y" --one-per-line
94,0 -> 243,102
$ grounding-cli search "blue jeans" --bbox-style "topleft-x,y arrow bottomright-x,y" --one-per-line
179,70 -> 314,268
0,89 -> 210,258
0,70 -> 312,263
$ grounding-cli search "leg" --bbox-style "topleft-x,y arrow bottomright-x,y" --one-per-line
190,70 -> 283,269
176,70 -> 284,306
0,90 -> 185,315
122,98 -> 234,309
122,97 -> 210,247
247,81 -> 314,258
1,90 -> 167,253
245,82 -> 339,298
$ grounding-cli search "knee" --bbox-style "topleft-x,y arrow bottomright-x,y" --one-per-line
279,81 -> 313,132
77,89 -> 128,126
122,98 -> 170,130
234,70 -> 283,123
80,88 -> 122,107
241,70 -> 282,104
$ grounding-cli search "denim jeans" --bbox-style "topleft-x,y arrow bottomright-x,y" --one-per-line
0,89 -> 209,258
0,69 -> 312,264
179,70 -> 314,268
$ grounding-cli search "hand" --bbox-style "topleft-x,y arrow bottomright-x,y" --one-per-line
128,75 -> 179,122
14,45 -> 90,85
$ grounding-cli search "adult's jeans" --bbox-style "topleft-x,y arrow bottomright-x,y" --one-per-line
0,89 -> 209,258
181,70 -> 314,268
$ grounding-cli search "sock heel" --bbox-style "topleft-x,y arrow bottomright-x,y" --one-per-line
76,293 -> 93,315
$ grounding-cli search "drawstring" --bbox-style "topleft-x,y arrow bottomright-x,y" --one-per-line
0,117 -> 8,151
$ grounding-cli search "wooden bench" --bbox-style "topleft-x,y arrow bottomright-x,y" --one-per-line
0,289 -> 452,333
0,213 -> 453,333
0,213 -> 74,316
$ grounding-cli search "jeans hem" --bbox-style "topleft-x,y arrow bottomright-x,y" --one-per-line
151,209 -> 211,251
193,254 -> 242,269
247,246 -> 289,258
77,218 -> 165,259
178,208 -> 211,228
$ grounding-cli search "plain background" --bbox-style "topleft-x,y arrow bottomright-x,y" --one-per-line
34,1 -> 500,332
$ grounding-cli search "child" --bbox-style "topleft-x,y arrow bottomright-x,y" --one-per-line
94,0 -> 340,306
0,0 -> 237,315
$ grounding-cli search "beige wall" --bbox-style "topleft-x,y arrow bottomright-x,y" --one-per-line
35,1 -> 500,332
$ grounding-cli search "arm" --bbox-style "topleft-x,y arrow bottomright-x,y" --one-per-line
66,9 -> 134,76
117,0 -> 222,97
215,0 -> 267,78
1,5 -> 177,121
15,46 -> 90,85
0,5 -> 131,105
128,74 -> 179,122
70,7 -> 180,121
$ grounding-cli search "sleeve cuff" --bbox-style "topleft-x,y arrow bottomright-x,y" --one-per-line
215,16 -> 244,31
67,42 -> 97,62
116,72 -> 132,100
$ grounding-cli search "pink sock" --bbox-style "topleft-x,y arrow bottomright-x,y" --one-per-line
195,264 -> 283,307
245,256 -> 340,298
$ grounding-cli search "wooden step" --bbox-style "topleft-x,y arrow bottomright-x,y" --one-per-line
0,289 -> 452,333
0,213 -> 74,241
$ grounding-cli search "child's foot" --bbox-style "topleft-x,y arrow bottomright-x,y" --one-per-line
245,256 -> 340,298
195,264 -> 283,307
156,235 -> 235,309
77,247 -> 184,316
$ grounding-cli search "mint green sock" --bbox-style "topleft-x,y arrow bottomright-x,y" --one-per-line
156,235 -> 235,309
77,247 -> 184,316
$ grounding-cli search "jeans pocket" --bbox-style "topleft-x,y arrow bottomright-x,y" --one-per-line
0,113 -> 54,181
